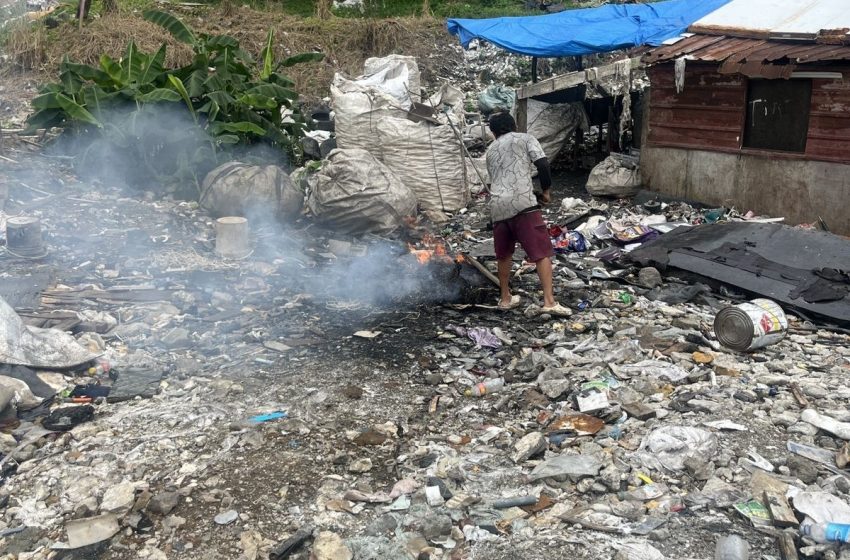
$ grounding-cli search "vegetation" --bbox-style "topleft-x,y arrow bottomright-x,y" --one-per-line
23,10 -> 323,192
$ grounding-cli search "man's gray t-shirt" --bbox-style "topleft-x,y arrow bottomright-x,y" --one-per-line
485,132 -> 546,223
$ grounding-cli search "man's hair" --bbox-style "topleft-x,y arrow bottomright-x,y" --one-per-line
488,112 -> 517,137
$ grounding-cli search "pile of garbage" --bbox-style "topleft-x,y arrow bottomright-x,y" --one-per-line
2,51 -> 850,560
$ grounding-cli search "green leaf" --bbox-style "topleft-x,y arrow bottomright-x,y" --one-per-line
80,85 -> 119,114
237,93 -> 277,110
185,67 -> 208,98
215,134 -> 240,145
210,121 -> 266,135
279,52 -> 324,68
268,72 -> 295,88
167,74 -> 197,123
59,68 -> 84,95
122,41 -> 146,85
205,35 -> 239,50
205,90 -> 236,109
59,60 -> 112,85
99,55 -> 124,86
136,88 -> 182,103
24,109 -> 65,134
56,93 -> 102,127
198,99 -> 220,122
32,92 -> 62,110
142,10 -> 196,45
138,44 -> 167,85
260,29 -> 274,81
245,83 -> 296,102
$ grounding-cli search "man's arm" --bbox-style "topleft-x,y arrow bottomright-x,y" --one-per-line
534,157 -> 552,204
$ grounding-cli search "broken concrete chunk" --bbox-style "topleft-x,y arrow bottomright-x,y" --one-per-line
512,432 -> 546,464
65,514 -> 120,548
311,531 -> 353,560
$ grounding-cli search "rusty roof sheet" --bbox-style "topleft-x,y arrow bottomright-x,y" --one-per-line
644,34 -> 850,66
689,0 -> 850,40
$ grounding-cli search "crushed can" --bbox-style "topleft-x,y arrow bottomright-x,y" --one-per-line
714,298 -> 787,352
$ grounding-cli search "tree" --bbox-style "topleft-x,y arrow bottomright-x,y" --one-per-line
316,0 -> 332,19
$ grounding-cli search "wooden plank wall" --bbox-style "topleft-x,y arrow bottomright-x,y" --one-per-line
647,63 -> 850,164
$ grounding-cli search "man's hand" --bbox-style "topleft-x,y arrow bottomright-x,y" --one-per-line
537,190 -> 551,206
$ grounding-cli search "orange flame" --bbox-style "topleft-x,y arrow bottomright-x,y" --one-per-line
407,234 -> 459,265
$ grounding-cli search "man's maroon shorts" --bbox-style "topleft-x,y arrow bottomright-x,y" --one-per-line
493,210 -> 554,262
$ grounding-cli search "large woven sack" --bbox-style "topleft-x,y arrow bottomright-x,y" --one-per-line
528,100 -> 589,162
306,149 -> 417,235
330,75 -> 408,154
362,55 -> 421,104
585,154 -> 641,197
200,162 -> 303,221
377,117 -> 470,222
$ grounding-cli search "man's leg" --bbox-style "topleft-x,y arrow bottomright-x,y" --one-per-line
498,257 -> 513,305
493,220 -> 516,306
535,256 -> 557,308
514,211 -> 559,309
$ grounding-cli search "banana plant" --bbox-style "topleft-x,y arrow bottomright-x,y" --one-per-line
25,9 -> 325,191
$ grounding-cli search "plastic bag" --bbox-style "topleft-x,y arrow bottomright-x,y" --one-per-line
362,55 -> 421,106
635,426 -> 717,473
586,153 -> 641,197
478,85 -> 516,114
306,149 -> 417,235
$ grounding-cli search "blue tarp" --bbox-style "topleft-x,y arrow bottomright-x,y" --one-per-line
447,0 -> 732,58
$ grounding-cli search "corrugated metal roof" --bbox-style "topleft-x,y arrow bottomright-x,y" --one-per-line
689,0 -> 850,40
645,34 -> 850,68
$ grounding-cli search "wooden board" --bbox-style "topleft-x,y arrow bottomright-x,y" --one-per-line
763,489 -> 799,529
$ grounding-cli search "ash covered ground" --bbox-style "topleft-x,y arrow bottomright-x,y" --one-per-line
1,145 -> 850,560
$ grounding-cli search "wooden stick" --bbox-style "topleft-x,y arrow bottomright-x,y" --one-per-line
789,383 -> 809,408
777,533 -> 799,560
464,254 -> 500,288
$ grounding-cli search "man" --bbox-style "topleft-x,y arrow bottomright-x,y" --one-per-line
485,112 -> 571,316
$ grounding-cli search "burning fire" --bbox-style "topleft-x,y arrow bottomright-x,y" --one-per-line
408,234 -> 465,265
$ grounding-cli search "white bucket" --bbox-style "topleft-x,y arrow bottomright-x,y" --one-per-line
215,217 -> 250,259
714,298 -> 788,352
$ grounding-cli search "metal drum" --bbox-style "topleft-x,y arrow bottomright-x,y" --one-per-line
714,298 -> 788,352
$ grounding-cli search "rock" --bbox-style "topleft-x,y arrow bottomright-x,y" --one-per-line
422,514 -> 453,541
512,432 -> 547,463
353,430 -> 387,446
311,531 -> 352,560
638,267 -> 663,289
539,379 -> 572,399
692,351 -> 713,364
65,514 -> 120,548
100,482 -> 137,516
684,457 -> 715,481
788,455 -> 819,485
147,491 -> 180,516
214,509 -> 239,525
341,385 -> 363,400
424,373 -> 443,386
349,458 -> 373,473
161,327 -> 191,349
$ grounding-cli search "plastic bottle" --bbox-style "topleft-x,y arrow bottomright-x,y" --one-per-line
465,378 -> 504,397
801,522 -> 850,544
715,535 -> 749,560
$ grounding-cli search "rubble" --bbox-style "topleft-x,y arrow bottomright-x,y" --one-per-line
1,45 -> 850,560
